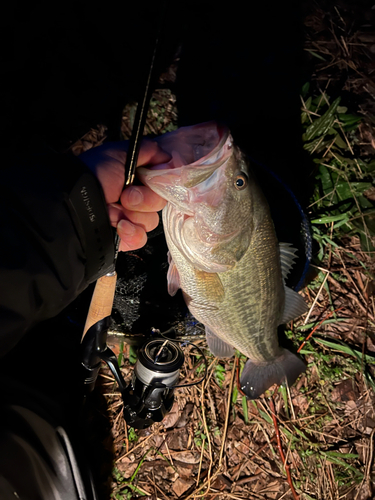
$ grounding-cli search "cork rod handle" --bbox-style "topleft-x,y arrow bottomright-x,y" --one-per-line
81,271 -> 117,340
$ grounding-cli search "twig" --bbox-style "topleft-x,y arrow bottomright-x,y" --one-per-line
298,307 -> 343,353
201,485 -> 227,500
113,406 -> 124,429
207,385 -> 217,426
210,493 -> 259,500
365,429 -> 375,485
152,470 -> 158,499
184,470 -> 221,500
236,435 -> 280,473
355,428 -> 375,500
163,434 -> 174,468
303,271 -> 330,325
191,361 -> 236,499
98,372 -> 116,381
196,436 -> 206,487
123,416 -> 129,455
204,358 -> 219,389
116,433 -> 154,462
200,380 -> 213,490
141,478 -> 165,500
269,396 -> 300,500
126,482 -> 158,498
286,383 -> 296,421
219,360 -> 237,468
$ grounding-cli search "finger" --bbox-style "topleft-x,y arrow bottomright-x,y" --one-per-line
117,220 -> 147,252
120,185 -> 167,213
122,210 -> 160,233
137,139 -> 171,166
88,139 -> 170,167
108,204 -> 159,234
107,203 -> 126,226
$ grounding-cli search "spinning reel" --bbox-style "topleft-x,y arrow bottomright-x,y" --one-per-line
81,318 -> 206,429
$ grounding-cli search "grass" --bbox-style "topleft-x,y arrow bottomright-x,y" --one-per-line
258,85 -> 375,498
301,82 -> 375,257
100,84 -> 375,499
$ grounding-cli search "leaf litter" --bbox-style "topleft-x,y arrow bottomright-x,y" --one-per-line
72,1 -> 375,498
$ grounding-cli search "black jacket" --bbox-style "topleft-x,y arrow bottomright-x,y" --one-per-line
0,151 -> 115,357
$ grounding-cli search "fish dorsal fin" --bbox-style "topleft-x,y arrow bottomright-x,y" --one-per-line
167,253 -> 180,296
206,326 -> 234,358
280,286 -> 309,324
279,242 -> 298,281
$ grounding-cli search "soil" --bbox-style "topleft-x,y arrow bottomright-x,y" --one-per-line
77,2 -> 375,499
4,1 -> 375,499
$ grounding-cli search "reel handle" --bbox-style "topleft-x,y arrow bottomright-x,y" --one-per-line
81,271 -> 117,340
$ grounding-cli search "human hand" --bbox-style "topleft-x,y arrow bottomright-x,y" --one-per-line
79,140 -> 170,251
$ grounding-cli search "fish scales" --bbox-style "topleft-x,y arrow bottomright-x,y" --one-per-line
138,122 -> 307,398
200,224 -> 283,361
163,203 -> 283,362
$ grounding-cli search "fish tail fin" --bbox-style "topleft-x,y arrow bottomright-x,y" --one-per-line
240,349 -> 306,399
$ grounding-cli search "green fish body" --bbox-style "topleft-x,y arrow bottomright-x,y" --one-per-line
138,123 -> 307,398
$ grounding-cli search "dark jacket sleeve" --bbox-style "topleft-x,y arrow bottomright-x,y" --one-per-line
0,151 -> 115,357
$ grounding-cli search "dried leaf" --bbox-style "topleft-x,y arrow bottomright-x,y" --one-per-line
170,451 -> 201,464
172,478 -> 194,497
162,401 -> 180,429
331,379 -> 359,402
116,457 -> 138,478
166,428 -> 189,450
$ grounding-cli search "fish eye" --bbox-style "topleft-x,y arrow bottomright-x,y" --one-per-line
234,173 -> 248,190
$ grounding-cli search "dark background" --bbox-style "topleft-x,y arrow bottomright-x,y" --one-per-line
0,2 -> 310,495
2,0 -> 310,282
1,0 -> 311,369
2,1 -> 307,188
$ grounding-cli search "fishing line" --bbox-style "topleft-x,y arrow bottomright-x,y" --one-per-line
157,329 -> 208,388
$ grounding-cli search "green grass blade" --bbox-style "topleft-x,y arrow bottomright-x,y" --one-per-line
242,396 -> 249,424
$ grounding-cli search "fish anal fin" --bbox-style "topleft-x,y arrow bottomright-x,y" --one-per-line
167,257 -> 180,296
279,242 -> 298,281
240,349 -> 306,399
206,327 -> 234,358
280,286 -> 308,324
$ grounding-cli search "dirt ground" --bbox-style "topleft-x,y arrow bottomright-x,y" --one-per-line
72,2 -> 375,499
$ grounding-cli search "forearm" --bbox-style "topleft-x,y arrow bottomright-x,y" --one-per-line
0,151 -> 114,356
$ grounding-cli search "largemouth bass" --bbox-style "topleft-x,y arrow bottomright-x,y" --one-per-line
137,122 -> 307,399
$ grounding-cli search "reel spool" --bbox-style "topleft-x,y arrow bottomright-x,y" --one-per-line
123,338 -> 184,429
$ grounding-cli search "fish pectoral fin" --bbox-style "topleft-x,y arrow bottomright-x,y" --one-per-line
206,327 -> 234,358
279,242 -> 298,281
167,257 -> 180,296
240,349 -> 306,399
182,291 -> 219,312
280,286 -> 309,324
193,269 -> 225,302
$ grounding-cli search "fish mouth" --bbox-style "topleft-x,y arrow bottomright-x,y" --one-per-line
137,122 -> 233,212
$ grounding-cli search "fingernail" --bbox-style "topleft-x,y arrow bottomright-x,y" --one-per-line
118,219 -> 136,236
128,187 -> 143,207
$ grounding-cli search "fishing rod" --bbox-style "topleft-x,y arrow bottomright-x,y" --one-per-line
80,2 -> 207,429
80,7 -> 163,341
